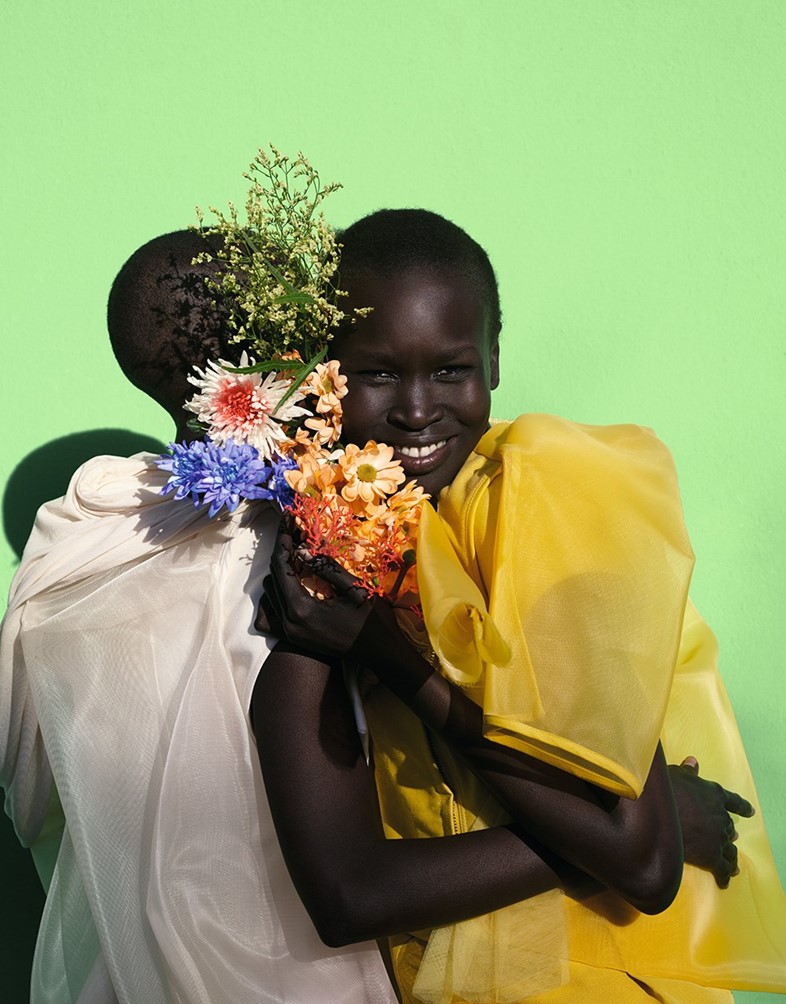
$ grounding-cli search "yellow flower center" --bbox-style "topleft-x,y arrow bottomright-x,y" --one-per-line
357,463 -> 378,483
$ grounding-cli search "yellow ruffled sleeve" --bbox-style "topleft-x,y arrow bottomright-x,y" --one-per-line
417,413 -> 695,798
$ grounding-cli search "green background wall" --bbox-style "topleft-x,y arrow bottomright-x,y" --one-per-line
2,2 -> 784,1000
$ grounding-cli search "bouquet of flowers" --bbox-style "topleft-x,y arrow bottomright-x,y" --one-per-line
156,147 -> 425,602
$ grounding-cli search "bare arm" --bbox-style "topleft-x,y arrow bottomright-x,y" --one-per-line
258,524 -> 751,911
349,601 -> 683,914
349,603 -> 751,902
260,529 -> 681,912
251,643 -> 587,947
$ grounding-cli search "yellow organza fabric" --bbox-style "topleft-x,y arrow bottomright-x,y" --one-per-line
367,414 -> 786,1003
418,413 -> 696,799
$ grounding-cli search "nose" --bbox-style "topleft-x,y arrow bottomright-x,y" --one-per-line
386,379 -> 444,431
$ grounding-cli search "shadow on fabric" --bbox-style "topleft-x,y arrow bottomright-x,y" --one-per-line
1,428 -> 166,999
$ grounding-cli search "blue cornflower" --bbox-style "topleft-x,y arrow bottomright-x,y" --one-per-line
156,440 -> 209,504
266,454 -> 298,510
199,439 -> 273,517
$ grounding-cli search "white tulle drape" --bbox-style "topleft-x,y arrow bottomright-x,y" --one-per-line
1,454 -> 396,1003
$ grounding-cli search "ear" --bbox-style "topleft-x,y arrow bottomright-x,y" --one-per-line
489,338 -> 500,390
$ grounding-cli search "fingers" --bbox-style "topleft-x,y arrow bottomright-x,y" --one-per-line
271,520 -> 298,580
301,552 -> 369,607
712,797 -> 748,887
255,575 -> 285,637
264,567 -> 313,646
255,593 -> 281,636
723,788 -> 755,818
717,835 -> 740,888
271,519 -> 366,604
260,516 -> 373,656
675,756 -> 753,818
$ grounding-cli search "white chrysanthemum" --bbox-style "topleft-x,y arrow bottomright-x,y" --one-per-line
186,352 -> 311,459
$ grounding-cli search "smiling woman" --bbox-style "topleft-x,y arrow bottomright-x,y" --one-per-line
331,265 -> 500,501
255,208 -> 786,1004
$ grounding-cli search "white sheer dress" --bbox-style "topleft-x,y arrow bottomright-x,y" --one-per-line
0,454 -> 396,1003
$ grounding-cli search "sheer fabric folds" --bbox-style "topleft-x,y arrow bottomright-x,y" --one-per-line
419,414 -> 696,799
378,414 -> 786,1002
0,455 -> 396,1004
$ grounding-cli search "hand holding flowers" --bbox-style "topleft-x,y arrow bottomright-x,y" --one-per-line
255,521 -> 378,658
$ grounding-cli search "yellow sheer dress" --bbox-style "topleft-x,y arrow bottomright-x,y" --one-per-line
365,414 -> 786,1004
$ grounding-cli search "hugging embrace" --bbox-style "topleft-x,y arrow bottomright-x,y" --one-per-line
2,150 -> 785,1004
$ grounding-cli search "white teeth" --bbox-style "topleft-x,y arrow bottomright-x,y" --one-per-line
398,440 -> 447,459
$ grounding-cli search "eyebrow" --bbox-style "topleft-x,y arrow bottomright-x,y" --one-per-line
346,345 -> 481,367
347,351 -> 398,367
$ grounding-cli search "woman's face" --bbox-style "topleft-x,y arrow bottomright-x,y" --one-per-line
331,266 -> 499,500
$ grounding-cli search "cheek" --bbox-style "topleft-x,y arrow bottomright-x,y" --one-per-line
338,385 -> 382,443
458,381 -> 492,427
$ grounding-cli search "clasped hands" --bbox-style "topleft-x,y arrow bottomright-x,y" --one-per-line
255,518 -> 391,660
256,517 -> 755,890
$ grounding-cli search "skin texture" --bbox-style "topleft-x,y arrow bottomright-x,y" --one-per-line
253,644 -> 583,948
332,267 -> 499,501
252,264 -> 753,947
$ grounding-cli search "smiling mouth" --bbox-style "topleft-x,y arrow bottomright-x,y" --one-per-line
397,440 -> 448,459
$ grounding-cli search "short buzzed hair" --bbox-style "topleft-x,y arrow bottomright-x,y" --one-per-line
336,209 -> 501,337
107,229 -> 237,425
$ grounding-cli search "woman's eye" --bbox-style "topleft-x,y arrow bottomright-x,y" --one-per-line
434,365 -> 471,380
359,370 -> 397,383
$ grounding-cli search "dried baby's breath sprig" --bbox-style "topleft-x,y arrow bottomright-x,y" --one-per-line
194,146 -> 369,404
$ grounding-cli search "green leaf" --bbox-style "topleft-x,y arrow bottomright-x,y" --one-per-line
262,259 -> 301,295
274,345 -> 328,411
223,359 -> 285,375
270,292 -> 317,306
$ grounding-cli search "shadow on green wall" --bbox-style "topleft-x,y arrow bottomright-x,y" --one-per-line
3,429 -> 167,560
0,819 -> 45,999
1,428 -> 165,999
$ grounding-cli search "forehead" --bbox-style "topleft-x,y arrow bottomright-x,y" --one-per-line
334,266 -> 492,360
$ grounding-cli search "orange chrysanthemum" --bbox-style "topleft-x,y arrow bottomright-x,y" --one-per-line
303,413 -> 342,447
284,445 -> 339,496
305,359 -> 348,417
338,442 -> 406,509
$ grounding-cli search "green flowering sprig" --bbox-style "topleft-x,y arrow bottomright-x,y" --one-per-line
194,145 -> 369,406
